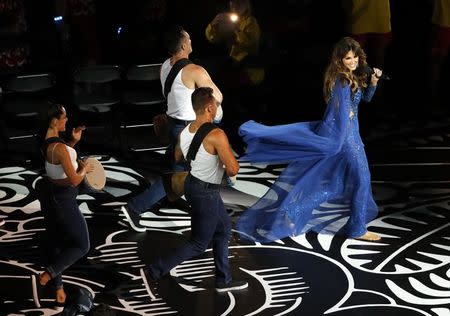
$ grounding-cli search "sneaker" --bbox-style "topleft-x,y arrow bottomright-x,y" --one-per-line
139,268 -> 157,301
0,219 -> 4,226
215,280 -> 248,293
120,206 -> 146,232
31,274 -> 43,308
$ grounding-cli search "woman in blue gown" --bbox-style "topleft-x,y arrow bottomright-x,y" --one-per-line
237,37 -> 383,243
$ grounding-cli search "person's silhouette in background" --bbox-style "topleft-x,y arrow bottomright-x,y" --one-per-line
206,0 -> 264,88
343,0 -> 392,69
205,0 -> 264,155
342,0 -> 392,134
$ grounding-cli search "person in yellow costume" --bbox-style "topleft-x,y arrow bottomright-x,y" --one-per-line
343,0 -> 392,68
205,0 -> 264,86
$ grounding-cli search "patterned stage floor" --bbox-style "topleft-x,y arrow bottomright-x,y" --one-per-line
1,116 -> 450,316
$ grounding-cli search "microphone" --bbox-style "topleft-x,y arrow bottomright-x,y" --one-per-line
360,65 -> 390,80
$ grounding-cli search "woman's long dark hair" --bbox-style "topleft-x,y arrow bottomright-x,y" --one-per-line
323,37 -> 368,102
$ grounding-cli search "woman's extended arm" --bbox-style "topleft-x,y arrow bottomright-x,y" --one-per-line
362,68 -> 382,102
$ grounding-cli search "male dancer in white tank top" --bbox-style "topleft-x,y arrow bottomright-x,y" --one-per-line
160,25 -> 223,160
140,87 -> 248,297
121,26 -> 224,232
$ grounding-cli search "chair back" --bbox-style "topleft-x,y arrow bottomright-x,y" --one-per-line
126,63 -> 161,82
74,65 -> 122,83
7,73 -> 55,93
0,72 -> 57,162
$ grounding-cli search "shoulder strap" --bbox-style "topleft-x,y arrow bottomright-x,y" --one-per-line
41,137 -> 67,160
186,123 -> 217,164
163,58 -> 193,99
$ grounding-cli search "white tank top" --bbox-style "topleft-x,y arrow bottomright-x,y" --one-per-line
180,124 -> 224,184
45,143 -> 78,180
160,58 -> 196,121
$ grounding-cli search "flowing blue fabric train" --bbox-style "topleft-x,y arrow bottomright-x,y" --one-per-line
236,80 -> 378,242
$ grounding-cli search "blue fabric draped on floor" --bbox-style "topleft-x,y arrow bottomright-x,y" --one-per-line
236,80 -> 379,243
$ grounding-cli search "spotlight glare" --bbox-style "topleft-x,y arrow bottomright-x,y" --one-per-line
230,13 -> 238,23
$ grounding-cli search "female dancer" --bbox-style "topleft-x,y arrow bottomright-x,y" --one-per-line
34,103 -> 93,309
237,37 -> 382,243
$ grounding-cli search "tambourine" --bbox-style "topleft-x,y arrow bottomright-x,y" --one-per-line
83,157 -> 106,191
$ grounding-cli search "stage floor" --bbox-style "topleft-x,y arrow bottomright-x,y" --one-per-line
1,116 -> 450,316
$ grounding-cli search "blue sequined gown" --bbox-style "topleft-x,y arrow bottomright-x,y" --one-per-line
236,79 -> 378,242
